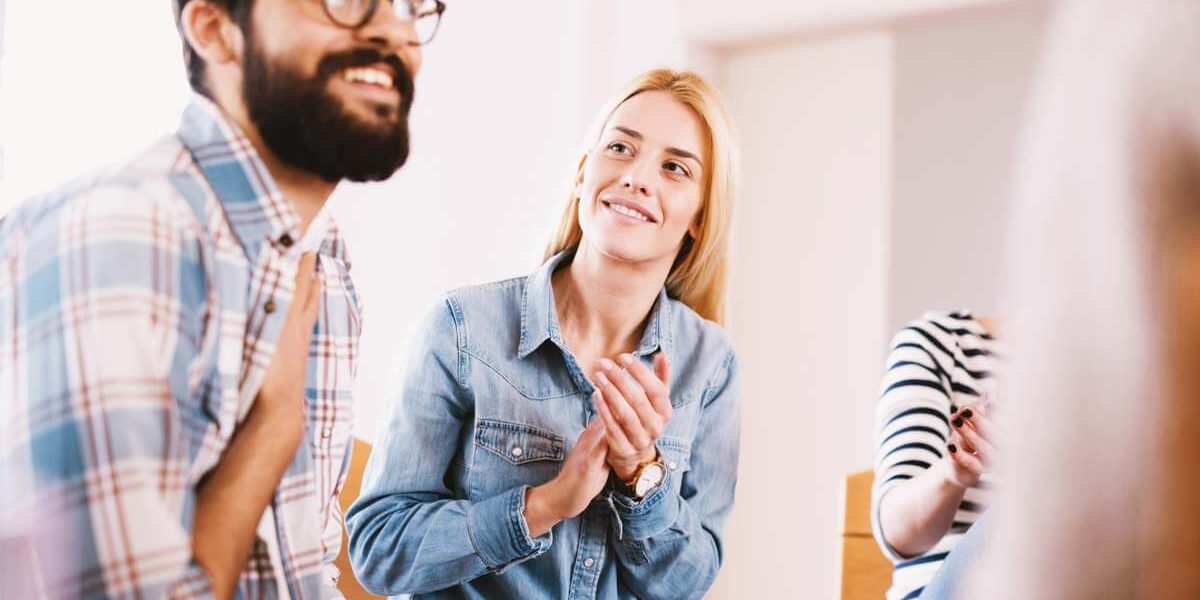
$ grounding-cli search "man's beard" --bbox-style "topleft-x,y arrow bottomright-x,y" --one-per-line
242,37 -> 415,183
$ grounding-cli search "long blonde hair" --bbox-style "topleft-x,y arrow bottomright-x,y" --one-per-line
544,69 -> 739,325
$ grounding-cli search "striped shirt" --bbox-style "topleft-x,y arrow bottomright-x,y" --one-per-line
0,96 -> 361,599
871,311 -> 999,600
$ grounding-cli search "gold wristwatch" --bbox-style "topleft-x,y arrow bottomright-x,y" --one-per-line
624,449 -> 667,500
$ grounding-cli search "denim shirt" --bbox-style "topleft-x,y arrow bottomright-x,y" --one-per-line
346,252 -> 740,600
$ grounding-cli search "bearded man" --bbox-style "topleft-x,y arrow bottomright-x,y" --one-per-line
0,1 -> 445,597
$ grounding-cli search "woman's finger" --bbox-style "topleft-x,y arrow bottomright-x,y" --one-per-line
950,427 -> 977,454
580,417 -> 606,446
598,361 -> 661,442
580,418 -> 610,465
948,431 -> 986,475
959,407 -> 998,445
618,353 -> 673,420
592,388 -> 636,455
953,415 -> 996,466
653,352 -> 671,387
950,443 -> 986,475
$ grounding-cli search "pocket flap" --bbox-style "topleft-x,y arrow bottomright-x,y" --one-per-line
475,419 -> 565,465
658,436 -> 693,473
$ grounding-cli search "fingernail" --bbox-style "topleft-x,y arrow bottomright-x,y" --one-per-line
948,443 -> 958,454
600,359 -> 616,370
962,408 -> 973,419
953,418 -> 964,428
619,353 -> 634,365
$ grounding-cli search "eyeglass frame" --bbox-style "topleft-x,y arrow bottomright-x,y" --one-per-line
320,0 -> 446,44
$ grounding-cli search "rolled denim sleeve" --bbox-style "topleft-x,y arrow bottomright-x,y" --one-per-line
608,471 -> 682,540
346,299 -> 550,596
609,350 -> 740,600
468,484 -> 551,567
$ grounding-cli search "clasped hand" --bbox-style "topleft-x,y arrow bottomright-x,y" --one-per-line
525,353 -> 672,536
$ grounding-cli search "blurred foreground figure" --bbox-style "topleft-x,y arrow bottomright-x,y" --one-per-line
969,0 -> 1200,598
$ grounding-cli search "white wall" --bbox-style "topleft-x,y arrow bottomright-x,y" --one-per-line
683,0 -> 1028,48
713,31 -> 894,599
0,1 -> 190,206
886,2 -> 1048,331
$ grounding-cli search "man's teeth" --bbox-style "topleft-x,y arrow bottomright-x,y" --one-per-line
608,202 -> 650,222
343,67 -> 394,89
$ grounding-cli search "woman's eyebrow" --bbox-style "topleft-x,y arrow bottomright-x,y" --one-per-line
612,126 -> 643,140
665,146 -> 702,165
611,126 -> 702,165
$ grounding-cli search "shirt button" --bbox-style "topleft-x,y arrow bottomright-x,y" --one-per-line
279,233 -> 294,248
264,300 -> 277,314
321,426 -> 333,438
583,558 -> 595,568
669,461 -> 679,471
511,446 -> 523,458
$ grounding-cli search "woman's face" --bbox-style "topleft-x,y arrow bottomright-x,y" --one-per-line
576,91 -> 708,267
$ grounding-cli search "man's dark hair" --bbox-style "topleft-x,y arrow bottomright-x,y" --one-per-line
173,0 -> 254,96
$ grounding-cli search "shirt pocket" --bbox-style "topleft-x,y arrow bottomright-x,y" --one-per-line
469,419 -> 566,499
658,436 -> 693,494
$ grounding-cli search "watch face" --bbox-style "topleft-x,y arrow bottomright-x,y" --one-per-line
635,463 -> 667,497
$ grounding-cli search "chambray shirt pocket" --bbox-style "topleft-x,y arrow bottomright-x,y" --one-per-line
469,419 -> 566,499
657,435 -> 694,497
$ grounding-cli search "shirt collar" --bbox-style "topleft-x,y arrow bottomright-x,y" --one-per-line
517,251 -> 674,359
175,95 -> 351,264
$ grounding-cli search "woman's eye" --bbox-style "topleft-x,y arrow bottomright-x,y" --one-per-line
607,142 -> 632,155
664,161 -> 691,178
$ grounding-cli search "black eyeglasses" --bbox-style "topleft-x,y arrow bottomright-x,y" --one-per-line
321,0 -> 446,45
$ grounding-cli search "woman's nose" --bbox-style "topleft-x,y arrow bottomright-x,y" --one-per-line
620,164 -> 652,196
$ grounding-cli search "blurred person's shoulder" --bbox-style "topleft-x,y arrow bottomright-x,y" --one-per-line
0,135 -> 206,253
889,310 -> 991,354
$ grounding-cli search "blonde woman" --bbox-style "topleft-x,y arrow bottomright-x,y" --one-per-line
347,69 -> 741,600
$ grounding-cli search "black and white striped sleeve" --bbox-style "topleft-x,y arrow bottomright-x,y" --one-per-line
870,324 -> 954,560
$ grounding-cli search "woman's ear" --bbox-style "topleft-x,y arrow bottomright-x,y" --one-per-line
573,153 -> 589,194
575,153 -> 588,183
181,0 -> 245,73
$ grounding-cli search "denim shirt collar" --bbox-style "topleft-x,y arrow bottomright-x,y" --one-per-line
174,95 -> 350,266
517,251 -> 674,360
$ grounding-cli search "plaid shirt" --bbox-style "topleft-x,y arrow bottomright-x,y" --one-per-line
0,97 -> 361,599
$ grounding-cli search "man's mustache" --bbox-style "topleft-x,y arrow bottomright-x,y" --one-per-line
317,47 -> 415,112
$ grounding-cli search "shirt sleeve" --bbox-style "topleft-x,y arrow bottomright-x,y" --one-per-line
0,184 -> 217,598
346,298 -> 551,597
870,322 -> 955,561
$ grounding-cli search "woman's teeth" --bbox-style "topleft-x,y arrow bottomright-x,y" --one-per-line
608,202 -> 650,222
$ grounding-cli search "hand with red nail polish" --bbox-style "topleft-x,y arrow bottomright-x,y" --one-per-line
940,401 -> 998,489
